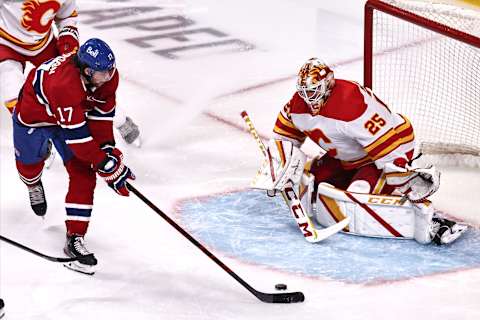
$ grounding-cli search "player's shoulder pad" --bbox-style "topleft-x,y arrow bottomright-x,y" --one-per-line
319,79 -> 368,122
288,92 -> 311,114
53,62 -> 86,106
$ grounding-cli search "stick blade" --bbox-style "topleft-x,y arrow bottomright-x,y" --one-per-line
307,216 -> 351,243
256,291 -> 305,303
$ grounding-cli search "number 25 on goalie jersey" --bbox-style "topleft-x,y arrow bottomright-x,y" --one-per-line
273,79 -> 415,170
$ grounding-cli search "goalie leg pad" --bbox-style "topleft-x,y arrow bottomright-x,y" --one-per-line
314,183 -> 460,245
411,202 -> 435,244
315,183 -> 416,239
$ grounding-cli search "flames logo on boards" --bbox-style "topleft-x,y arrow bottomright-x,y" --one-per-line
21,0 -> 61,34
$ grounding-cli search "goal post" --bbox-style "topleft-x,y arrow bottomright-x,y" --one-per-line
364,0 -> 480,166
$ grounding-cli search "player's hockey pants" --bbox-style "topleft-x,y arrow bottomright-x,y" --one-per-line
12,114 -> 95,236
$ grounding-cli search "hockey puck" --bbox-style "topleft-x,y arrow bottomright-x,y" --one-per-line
275,283 -> 287,290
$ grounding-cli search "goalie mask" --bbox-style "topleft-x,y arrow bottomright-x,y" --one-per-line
296,58 -> 335,114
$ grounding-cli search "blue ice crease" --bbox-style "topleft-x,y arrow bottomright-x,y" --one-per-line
177,189 -> 480,283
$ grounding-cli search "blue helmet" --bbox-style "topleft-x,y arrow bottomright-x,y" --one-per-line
77,38 -> 115,71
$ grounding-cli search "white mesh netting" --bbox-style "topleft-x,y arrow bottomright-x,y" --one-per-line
370,0 -> 480,167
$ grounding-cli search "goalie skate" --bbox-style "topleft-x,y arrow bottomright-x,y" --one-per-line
431,215 -> 469,245
63,235 -> 97,275
0,298 -> 4,319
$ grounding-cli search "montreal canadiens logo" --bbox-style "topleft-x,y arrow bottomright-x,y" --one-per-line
21,0 -> 61,34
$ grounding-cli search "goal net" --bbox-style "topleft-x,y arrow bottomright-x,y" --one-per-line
364,0 -> 480,167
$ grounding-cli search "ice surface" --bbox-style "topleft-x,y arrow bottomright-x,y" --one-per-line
178,190 -> 480,283
1,0 -> 479,319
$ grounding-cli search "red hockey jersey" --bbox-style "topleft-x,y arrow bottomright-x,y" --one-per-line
15,52 -> 117,167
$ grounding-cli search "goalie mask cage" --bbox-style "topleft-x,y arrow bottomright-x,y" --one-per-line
364,0 -> 480,167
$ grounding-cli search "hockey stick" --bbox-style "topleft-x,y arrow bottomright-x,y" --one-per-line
126,182 -> 305,303
0,234 -> 92,263
240,110 -> 350,243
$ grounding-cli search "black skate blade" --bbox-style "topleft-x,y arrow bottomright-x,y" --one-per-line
63,261 -> 95,275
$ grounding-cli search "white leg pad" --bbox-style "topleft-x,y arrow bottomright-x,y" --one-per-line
412,202 -> 435,244
316,183 -> 418,239
314,183 -> 440,244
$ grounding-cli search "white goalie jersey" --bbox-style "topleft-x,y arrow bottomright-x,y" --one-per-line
0,0 -> 78,56
273,79 -> 415,171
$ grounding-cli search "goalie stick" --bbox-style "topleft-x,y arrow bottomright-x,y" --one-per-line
126,182 -> 305,303
240,110 -> 350,243
0,234 -> 92,263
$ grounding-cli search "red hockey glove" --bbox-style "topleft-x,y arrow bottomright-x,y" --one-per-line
56,26 -> 79,55
97,147 -> 135,196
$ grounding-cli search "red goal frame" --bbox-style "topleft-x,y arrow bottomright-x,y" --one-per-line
363,0 -> 480,89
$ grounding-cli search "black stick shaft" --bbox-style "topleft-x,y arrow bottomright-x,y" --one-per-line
0,235 -> 82,263
126,182 -> 304,303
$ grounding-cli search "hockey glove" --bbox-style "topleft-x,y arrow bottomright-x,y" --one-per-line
97,147 -> 135,196
251,139 -> 306,192
56,26 -> 79,55
384,160 -> 440,202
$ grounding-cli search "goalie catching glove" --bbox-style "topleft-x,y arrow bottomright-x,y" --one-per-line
97,146 -> 135,196
251,139 -> 306,192
384,158 -> 440,202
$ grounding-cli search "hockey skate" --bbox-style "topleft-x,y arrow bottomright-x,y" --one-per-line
63,235 -> 98,275
430,215 -> 468,245
117,116 -> 141,147
0,298 -> 4,319
27,181 -> 47,217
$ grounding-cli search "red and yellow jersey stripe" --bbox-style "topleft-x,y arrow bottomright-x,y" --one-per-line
340,154 -> 372,170
273,108 -> 307,143
364,114 -> 414,162
0,26 -> 52,51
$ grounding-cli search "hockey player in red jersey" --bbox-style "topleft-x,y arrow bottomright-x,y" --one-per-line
0,0 -> 141,146
254,58 -> 467,245
13,38 -> 135,274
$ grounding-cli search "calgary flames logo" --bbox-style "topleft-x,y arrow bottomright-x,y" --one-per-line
21,0 -> 61,34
